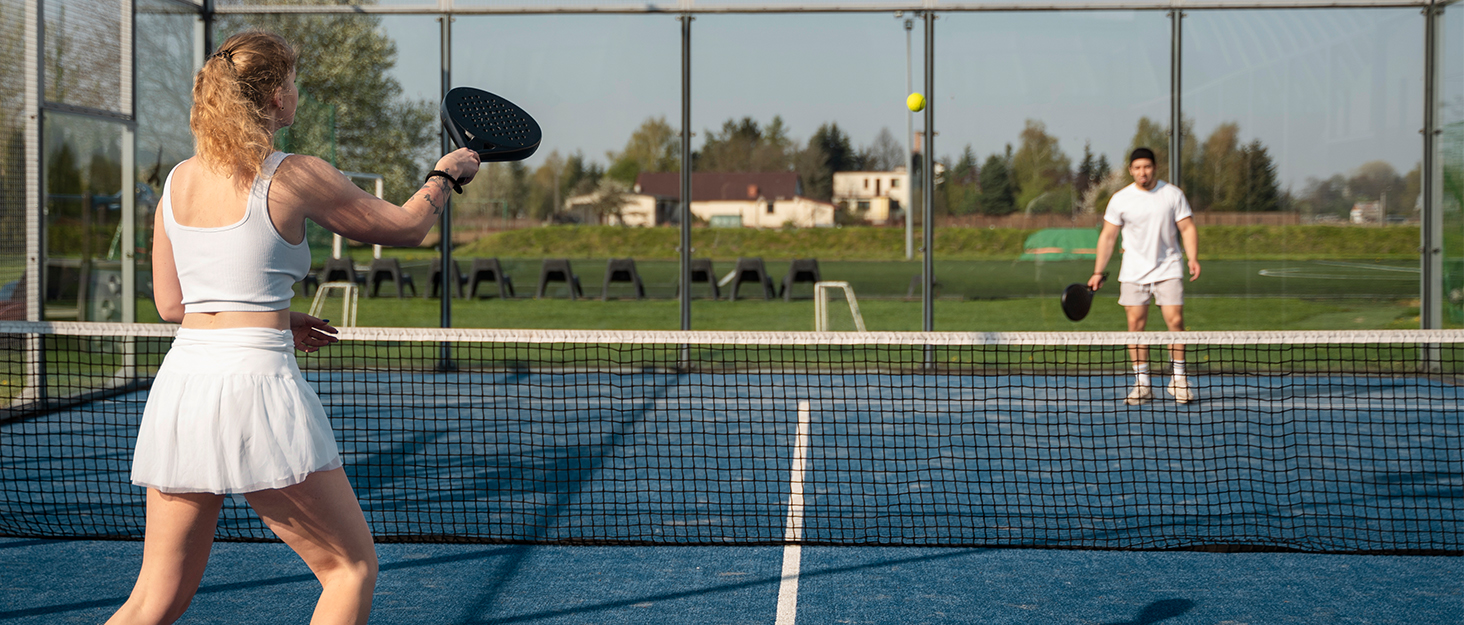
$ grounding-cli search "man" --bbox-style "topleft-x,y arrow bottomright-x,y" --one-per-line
1088,147 -> 1201,405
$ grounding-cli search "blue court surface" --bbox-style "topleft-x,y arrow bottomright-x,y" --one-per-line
1,538 -> 1461,623
2,369 -> 1461,622
4,370 -> 1459,550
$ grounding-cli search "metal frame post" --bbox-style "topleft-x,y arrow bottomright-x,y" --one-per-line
922,11 -> 934,333
201,0 -> 213,56
1422,2 -> 1444,369
1169,8 -> 1183,185
24,0 -> 44,402
122,0 -> 136,324
904,13 -> 914,261
440,13 -> 453,331
26,0 -> 41,325
680,14 -> 692,331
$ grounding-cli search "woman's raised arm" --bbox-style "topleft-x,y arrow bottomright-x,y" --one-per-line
273,148 -> 480,248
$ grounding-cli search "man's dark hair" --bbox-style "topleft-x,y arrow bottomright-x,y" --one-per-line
1129,147 -> 1157,166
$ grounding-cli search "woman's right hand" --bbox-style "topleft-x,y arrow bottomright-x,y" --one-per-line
435,148 -> 481,186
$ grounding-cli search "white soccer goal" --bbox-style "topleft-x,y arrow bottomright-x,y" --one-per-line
814,281 -> 866,332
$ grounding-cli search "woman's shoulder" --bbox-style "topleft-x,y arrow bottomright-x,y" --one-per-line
272,152 -> 334,179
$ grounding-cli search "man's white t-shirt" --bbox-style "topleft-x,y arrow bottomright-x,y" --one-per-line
1103,180 -> 1193,285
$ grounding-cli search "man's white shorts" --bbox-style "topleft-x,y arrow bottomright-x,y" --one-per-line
1118,278 -> 1184,307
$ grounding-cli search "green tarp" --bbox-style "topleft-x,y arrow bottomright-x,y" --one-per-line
1019,228 -> 1100,261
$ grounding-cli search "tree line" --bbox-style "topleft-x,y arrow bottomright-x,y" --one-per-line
460,113 -> 1416,225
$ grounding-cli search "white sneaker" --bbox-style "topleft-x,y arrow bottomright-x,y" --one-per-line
1125,383 -> 1153,405
1168,376 -> 1194,404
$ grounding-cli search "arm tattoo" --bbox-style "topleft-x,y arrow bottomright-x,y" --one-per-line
419,178 -> 451,215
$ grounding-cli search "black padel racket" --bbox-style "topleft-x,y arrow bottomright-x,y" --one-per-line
1060,272 -> 1105,322
1060,283 -> 1094,321
441,87 -> 542,162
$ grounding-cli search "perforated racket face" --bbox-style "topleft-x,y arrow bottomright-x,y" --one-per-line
441,87 -> 542,162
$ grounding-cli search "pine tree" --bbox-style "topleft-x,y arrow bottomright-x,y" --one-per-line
945,145 -> 980,215
979,153 -> 1016,215
1239,140 -> 1281,212
1076,142 -> 1097,199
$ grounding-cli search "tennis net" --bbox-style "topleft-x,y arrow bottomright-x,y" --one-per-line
2,321 -> 1461,553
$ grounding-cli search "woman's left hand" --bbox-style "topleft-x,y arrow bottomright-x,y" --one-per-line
290,312 -> 339,353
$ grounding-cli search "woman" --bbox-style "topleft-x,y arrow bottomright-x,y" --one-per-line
106,30 -> 479,625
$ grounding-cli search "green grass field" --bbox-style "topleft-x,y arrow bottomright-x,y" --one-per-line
242,294 -> 1427,332
106,224 -> 1455,330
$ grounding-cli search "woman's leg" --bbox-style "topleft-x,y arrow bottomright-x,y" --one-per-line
244,468 -> 377,625
106,489 -> 225,625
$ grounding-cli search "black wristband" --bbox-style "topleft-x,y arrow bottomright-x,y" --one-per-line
425,170 -> 463,194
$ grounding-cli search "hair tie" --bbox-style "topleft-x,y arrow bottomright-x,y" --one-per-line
213,49 -> 235,65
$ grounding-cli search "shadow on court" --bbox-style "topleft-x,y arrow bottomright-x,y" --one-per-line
0,545 -> 512,621
3,539 -> 1462,624
1103,598 -> 1196,625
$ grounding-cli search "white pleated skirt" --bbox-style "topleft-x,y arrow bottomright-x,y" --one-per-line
131,327 -> 342,494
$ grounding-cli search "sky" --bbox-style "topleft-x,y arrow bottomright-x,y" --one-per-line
380,8 -> 1430,192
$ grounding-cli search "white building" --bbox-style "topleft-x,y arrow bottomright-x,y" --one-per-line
589,172 -> 835,228
832,170 -> 910,225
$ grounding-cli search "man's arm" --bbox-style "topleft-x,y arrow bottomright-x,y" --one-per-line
1089,220 -> 1121,291
1177,216 -> 1200,281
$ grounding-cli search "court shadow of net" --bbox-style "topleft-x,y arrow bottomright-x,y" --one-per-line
1102,598 -> 1195,625
326,370 -> 688,619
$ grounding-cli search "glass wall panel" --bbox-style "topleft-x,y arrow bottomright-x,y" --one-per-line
43,113 -> 124,321
1443,7 -> 1464,327
692,14 -> 918,331
936,11 -> 1170,331
448,15 -> 678,329
1183,9 -> 1423,330
44,0 -> 126,114
135,0 -> 200,322
0,0 -> 28,320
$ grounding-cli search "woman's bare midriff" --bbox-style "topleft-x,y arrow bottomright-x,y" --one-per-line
180,309 -> 290,330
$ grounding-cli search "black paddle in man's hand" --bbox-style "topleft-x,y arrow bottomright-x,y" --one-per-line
1061,272 -> 1106,321
441,87 -> 542,163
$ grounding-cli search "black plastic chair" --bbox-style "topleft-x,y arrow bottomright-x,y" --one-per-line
427,258 -> 467,298
536,259 -> 583,300
468,258 -> 515,299
601,258 -> 645,301
780,258 -> 821,301
728,257 -> 775,301
321,257 -> 365,287
368,258 -> 415,298
675,258 -> 720,300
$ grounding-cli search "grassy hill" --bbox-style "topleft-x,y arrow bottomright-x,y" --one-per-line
448,225 -> 1421,262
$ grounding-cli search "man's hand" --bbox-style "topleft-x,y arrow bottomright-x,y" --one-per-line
290,312 -> 339,353
1087,272 -> 1107,291
1187,259 -> 1202,282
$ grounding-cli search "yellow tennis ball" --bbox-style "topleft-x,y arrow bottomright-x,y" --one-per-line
907,93 -> 926,112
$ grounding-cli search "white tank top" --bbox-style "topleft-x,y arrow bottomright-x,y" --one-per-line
162,152 -> 311,313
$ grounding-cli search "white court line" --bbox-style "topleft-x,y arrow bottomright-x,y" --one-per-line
775,400 -> 812,625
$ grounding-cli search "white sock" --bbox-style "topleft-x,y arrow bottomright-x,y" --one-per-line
1172,359 -> 1186,377
1134,363 -> 1150,387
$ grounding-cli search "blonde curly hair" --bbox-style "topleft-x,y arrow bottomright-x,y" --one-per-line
190,31 -> 297,183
